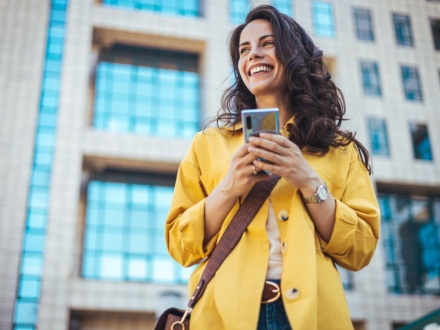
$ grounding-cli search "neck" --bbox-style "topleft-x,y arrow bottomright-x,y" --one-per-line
255,94 -> 291,128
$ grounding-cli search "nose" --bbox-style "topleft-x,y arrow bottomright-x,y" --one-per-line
249,46 -> 264,61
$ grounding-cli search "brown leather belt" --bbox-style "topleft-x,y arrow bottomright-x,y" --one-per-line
261,280 -> 281,304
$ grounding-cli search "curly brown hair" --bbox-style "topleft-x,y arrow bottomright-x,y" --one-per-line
212,5 -> 372,174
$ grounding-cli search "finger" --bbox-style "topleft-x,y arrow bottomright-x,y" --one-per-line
249,136 -> 287,156
253,159 -> 279,176
259,133 -> 293,149
248,146 -> 280,164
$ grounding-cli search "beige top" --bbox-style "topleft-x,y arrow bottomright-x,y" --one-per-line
266,199 -> 283,279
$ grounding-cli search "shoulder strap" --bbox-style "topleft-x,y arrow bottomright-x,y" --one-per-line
187,174 -> 280,309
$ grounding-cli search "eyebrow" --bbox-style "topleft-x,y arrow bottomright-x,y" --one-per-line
239,34 -> 274,48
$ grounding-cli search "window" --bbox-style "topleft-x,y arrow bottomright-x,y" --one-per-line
312,1 -> 335,37
353,8 -> 374,41
401,66 -> 423,101
230,0 -> 250,24
368,118 -> 390,156
93,44 -> 200,139
101,0 -> 200,17
361,61 -> 382,96
431,18 -> 440,50
410,123 -> 433,161
14,1 -> 68,329
393,13 -> 414,46
273,0 -> 293,17
82,171 -> 193,283
380,194 -> 440,295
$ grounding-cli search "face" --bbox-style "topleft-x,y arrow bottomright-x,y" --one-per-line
238,19 -> 287,99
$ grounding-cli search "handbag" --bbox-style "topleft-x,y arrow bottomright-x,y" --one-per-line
155,175 -> 280,330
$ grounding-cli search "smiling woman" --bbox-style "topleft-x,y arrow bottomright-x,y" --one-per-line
165,5 -> 380,330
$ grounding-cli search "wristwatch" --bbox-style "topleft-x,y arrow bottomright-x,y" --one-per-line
302,184 -> 329,204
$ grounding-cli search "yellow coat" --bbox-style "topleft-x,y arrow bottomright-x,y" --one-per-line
165,125 -> 380,330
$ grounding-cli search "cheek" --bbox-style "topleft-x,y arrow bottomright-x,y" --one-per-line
238,60 -> 247,80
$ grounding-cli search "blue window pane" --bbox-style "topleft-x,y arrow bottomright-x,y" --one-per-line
312,2 -> 335,37
28,188 -> 49,209
273,0 -> 293,16
127,257 -> 148,280
27,211 -> 47,229
102,0 -> 199,17
35,128 -> 56,148
14,326 -> 35,330
30,168 -> 51,188
19,278 -> 41,299
401,66 -> 423,101
23,232 -> 46,253
361,61 -> 382,96
83,178 -> 185,283
93,52 -> 199,138
393,13 -> 414,46
14,301 -> 38,324
99,254 -> 124,280
410,124 -> 433,161
230,0 -> 250,24
21,254 -> 43,277
354,8 -> 374,41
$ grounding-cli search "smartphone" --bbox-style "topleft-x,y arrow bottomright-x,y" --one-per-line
241,108 -> 279,143
241,108 -> 279,174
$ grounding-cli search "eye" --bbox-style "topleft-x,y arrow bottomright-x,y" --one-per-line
263,40 -> 274,47
239,48 -> 249,55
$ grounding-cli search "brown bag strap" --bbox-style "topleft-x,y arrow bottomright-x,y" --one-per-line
187,174 -> 280,310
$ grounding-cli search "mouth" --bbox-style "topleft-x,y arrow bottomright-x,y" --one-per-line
248,65 -> 274,76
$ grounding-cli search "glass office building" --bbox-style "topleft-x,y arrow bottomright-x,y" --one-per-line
1,0 -> 439,329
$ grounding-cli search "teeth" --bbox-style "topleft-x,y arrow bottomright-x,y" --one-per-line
250,66 -> 272,75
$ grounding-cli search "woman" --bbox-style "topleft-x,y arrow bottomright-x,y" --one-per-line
165,5 -> 380,330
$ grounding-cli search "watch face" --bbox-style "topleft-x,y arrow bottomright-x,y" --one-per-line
317,185 -> 328,201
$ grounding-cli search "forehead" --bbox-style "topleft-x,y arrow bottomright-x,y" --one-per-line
239,19 -> 274,43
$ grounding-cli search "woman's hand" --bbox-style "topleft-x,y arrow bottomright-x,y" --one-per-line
248,133 -> 321,193
248,132 -> 336,242
203,143 -> 269,246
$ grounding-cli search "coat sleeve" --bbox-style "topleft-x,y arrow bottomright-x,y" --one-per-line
165,136 -> 219,267
318,144 -> 381,271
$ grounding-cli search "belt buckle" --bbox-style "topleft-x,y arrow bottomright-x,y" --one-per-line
262,280 -> 281,304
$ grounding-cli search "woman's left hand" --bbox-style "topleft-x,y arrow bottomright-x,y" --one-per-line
248,132 -> 321,192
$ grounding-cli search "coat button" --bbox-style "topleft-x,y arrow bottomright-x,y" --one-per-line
277,210 -> 289,221
285,288 -> 300,301
281,242 -> 288,253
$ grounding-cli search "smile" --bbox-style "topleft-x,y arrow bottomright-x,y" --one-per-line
249,65 -> 273,76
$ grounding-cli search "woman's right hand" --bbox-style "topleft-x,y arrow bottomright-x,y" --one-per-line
203,143 -> 269,245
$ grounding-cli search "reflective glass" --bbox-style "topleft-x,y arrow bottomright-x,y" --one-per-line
401,66 -> 423,101
380,194 -> 440,294
94,60 -> 199,138
393,14 -> 414,46
21,254 -> 43,277
410,123 -> 433,161
273,0 -> 293,16
19,278 -> 41,299
102,0 -> 199,17
230,0 -> 250,24
361,61 -> 381,96
353,8 -> 374,41
14,301 -> 38,323
368,117 -> 390,156
82,179 -> 186,283
312,2 -> 335,37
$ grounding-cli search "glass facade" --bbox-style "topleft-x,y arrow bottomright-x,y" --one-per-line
230,0 -> 250,24
82,173 -> 193,283
401,66 -> 423,101
13,0 -> 68,329
410,123 -> 433,161
273,0 -> 293,17
93,45 -> 200,139
431,18 -> 440,50
380,194 -> 440,295
353,7 -> 374,41
101,0 -> 200,17
312,1 -> 335,38
368,117 -> 390,156
393,13 -> 414,46
361,61 -> 382,96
